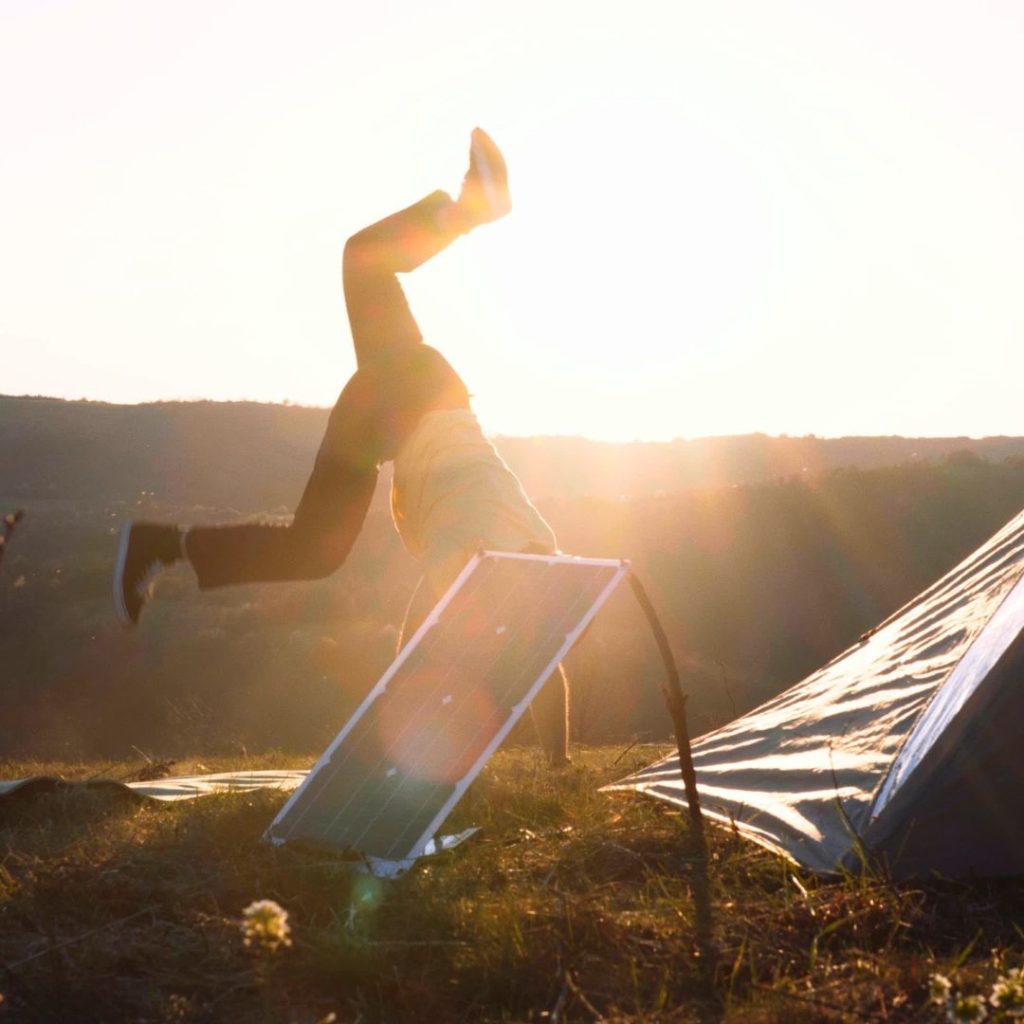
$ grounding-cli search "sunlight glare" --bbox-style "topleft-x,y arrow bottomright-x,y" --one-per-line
442,101 -> 779,440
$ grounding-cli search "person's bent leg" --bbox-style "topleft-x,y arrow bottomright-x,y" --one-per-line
342,191 -> 450,369
396,569 -> 571,767
343,129 -> 511,370
114,372 -> 381,624
184,460 -> 377,589
530,664 -> 571,767
184,369 -> 381,588
399,543 -> 571,769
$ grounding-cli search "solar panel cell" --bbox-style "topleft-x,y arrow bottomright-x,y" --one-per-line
266,551 -> 628,865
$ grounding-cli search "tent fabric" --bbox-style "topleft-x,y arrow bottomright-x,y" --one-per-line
0,769 -> 308,807
609,508 -> 1024,878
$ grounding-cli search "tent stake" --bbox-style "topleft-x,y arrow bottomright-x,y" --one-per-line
627,572 -> 706,853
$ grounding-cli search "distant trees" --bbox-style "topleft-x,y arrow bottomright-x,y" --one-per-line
4,456 -> 1024,759
6,396 -> 1024,756
6,394 -> 1024,506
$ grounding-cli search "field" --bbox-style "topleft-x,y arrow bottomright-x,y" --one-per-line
3,747 -> 1023,1023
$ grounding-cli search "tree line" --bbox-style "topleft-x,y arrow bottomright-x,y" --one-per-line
4,445 -> 1024,760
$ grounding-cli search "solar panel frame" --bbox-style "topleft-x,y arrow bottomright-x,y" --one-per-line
265,550 -> 629,866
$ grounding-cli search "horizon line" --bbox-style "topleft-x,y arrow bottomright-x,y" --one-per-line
1,393 -> 1019,447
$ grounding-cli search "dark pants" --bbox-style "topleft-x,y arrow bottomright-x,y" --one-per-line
185,192 -> 469,588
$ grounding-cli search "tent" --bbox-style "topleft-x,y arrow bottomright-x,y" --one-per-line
609,508 -> 1024,878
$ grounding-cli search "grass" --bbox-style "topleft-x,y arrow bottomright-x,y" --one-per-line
2,745 -> 1024,1022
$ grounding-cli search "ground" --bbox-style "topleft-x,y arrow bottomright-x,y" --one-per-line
1,746 -> 1022,1022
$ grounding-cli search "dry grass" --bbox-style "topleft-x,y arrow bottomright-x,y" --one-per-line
2,746 -> 1023,1022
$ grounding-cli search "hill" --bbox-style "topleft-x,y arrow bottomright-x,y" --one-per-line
4,394 -> 1024,505
5,395 -> 1024,761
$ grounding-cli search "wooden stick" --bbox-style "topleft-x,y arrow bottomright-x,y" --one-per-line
627,572 -> 706,852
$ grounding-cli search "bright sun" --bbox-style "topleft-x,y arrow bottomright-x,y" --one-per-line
409,104 -> 780,441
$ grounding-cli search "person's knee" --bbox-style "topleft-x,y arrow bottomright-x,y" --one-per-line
294,549 -> 345,580
286,524 -> 353,580
342,232 -> 377,277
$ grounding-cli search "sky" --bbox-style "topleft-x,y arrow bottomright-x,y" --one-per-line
2,1 -> 1023,442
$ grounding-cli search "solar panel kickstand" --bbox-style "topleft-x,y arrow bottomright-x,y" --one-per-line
358,827 -> 482,880
626,572 -> 707,853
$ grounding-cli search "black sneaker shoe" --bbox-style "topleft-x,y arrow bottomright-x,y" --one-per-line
456,127 -> 512,226
113,522 -> 181,626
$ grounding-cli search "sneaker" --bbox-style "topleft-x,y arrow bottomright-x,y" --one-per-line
113,522 -> 181,626
456,127 -> 512,226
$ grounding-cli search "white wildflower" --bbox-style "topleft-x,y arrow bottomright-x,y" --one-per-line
947,992 -> 987,1023
930,974 -> 953,1005
991,970 -> 1024,1016
241,898 -> 292,952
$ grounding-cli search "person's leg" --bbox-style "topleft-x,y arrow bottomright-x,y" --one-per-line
343,128 -> 511,371
342,191 -> 451,369
333,129 -> 515,468
517,542 -> 571,766
114,371 -> 380,624
183,374 -> 380,589
397,568 -> 571,769
530,665 -> 571,767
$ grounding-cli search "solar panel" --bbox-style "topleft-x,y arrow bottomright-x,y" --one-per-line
265,551 -> 629,867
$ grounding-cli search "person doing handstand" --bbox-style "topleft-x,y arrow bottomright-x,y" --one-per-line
113,129 -> 571,766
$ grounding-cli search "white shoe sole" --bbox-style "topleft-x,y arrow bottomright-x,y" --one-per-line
470,134 -> 510,218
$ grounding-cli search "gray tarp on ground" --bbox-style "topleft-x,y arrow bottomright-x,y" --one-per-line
0,769 -> 308,806
609,508 -> 1024,878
